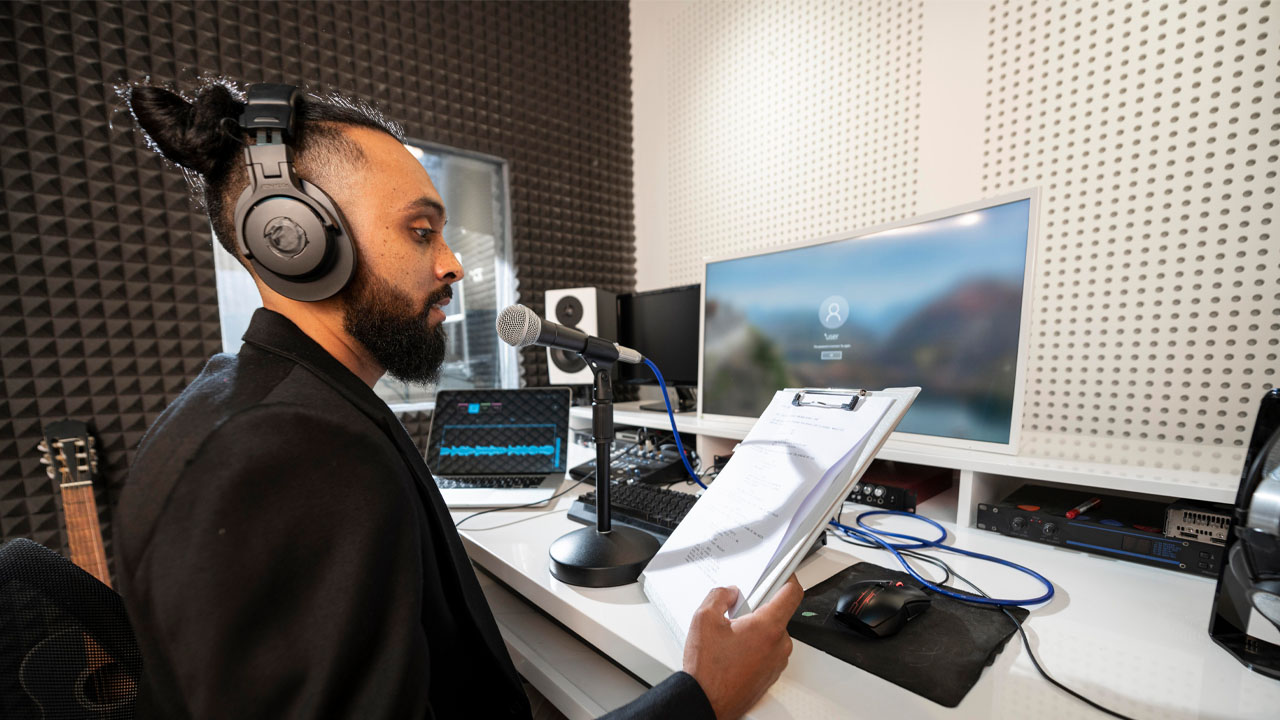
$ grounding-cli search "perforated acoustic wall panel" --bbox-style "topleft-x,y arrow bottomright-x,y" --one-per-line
982,0 -> 1278,474
659,0 -> 925,286
0,1 -> 636,562
637,0 -> 1275,481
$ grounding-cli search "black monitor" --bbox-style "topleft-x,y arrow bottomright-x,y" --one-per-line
617,284 -> 701,412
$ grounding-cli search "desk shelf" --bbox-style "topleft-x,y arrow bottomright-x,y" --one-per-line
569,402 -> 1242,529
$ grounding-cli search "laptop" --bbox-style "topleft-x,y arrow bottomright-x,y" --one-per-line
427,388 -> 572,508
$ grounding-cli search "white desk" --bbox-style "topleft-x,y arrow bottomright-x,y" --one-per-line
455,445 -> 1280,719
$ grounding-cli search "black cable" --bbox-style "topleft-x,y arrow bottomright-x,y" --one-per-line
919,555 -> 1137,720
997,607 -> 1135,720
453,478 -> 586,529
831,504 -> 954,585
666,465 -> 719,489
827,528 -> 954,587
830,501 -> 1136,718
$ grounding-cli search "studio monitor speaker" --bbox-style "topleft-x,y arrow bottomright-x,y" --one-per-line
1210,387 -> 1280,679
544,287 -> 617,385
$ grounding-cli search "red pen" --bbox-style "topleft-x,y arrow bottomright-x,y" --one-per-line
1065,497 -> 1101,519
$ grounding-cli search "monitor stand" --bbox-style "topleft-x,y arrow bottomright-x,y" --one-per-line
640,386 -> 697,414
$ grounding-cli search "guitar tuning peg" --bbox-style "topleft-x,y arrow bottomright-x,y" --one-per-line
38,456 -> 51,465
45,467 -> 55,480
37,441 -> 48,453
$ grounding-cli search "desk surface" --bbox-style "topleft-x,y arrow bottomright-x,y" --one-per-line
454,446 -> 1280,719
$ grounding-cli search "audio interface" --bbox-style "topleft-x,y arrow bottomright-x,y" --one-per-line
977,485 -> 1226,577
848,461 -> 952,513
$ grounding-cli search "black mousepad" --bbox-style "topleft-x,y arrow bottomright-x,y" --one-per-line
787,562 -> 1029,707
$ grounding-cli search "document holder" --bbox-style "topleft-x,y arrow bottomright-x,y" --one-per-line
641,386 -> 920,643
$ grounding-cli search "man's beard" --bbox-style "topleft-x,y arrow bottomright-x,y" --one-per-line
342,265 -> 451,386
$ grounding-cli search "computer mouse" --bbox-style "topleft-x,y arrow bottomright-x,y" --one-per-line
833,580 -> 931,638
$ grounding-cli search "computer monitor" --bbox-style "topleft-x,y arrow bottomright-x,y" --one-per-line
699,191 -> 1038,453
618,284 -> 701,412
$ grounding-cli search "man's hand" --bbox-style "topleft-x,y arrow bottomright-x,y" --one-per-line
682,576 -> 804,720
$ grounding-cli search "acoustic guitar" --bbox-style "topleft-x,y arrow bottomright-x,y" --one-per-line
24,420 -> 136,718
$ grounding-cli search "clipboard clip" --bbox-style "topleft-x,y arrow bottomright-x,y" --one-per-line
791,388 -> 867,411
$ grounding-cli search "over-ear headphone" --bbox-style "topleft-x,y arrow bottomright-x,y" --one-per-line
232,84 -> 356,301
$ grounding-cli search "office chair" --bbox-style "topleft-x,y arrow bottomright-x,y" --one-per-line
0,538 -> 140,719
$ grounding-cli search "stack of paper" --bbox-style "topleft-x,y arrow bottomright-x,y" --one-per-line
640,389 -> 906,644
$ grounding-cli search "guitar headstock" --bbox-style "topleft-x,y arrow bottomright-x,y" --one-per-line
37,420 -> 99,488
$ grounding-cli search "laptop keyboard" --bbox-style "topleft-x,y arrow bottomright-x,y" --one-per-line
436,476 -> 545,489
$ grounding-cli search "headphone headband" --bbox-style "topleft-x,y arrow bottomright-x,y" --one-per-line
232,83 -> 356,302
240,84 -> 300,138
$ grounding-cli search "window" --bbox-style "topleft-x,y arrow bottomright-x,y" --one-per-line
214,139 -> 518,411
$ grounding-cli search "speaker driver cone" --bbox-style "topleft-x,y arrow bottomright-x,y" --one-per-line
555,296 -> 584,327
550,348 -> 586,373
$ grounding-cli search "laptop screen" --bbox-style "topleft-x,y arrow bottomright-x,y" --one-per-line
428,389 -> 571,476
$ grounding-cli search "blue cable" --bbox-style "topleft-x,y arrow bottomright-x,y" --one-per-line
642,357 -> 707,489
828,509 -> 1054,607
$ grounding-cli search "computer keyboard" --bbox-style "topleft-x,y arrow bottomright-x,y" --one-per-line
435,476 -> 545,489
567,482 -> 700,539
569,443 -> 688,486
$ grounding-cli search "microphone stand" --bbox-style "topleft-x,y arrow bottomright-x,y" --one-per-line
548,357 -> 660,587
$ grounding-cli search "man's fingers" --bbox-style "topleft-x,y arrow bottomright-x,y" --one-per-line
697,586 -> 740,618
755,576 -> 804,625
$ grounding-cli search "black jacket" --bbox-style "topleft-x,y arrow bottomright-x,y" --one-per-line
115,309 -> 713,719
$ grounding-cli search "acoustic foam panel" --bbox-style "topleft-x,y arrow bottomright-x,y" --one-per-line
0,0 -> 637,567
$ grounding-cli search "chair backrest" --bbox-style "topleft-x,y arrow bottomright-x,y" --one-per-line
0,538 -> 140,719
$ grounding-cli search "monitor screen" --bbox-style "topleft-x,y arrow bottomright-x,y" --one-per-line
701,196 -> 1034,449
618,284 -> 701,386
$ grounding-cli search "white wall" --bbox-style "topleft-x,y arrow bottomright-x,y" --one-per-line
630,0 -> 687,292
629,0 -> 1279,478
917,0 -> 987,212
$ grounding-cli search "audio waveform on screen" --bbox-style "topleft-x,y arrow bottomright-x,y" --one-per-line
440,439 -> 561,459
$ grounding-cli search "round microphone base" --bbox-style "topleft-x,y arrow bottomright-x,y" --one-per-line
548,525 -> 660,588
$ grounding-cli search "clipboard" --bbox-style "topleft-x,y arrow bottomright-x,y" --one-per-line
640,385 -> 920,643
740,386 -> 920,613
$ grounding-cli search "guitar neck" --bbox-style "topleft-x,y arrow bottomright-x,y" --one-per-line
60,481 -> 112,588
40,424 -> 112,589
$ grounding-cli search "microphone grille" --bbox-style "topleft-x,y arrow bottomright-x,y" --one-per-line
495,304 -> 541,348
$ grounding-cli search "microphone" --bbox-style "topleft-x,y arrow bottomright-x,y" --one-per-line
496,304 -> 643,365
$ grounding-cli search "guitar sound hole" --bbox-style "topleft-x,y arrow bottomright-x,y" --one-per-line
78,660 -> 137,709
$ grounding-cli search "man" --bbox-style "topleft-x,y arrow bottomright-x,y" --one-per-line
116,81 -> 801,719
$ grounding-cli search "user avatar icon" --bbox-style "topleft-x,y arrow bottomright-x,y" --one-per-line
819,295 -> 849,329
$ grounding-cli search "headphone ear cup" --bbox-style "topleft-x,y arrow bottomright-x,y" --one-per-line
233,181 -> 356,302
241,195 -> 331,278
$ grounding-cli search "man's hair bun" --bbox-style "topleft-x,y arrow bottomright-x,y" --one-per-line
123,78 -> 404,262
128,84 -> 245,178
